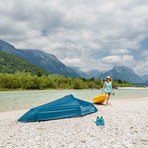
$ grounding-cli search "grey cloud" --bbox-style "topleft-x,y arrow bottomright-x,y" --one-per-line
0,0 -> 148,74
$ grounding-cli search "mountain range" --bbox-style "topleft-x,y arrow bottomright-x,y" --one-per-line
0,39 -> 147,84
85,70 -> 102,79
99,66 -> 144,83
71,66 -> 145,84
140,74 -> 148,82
145,80 -> 148,84
0,40 -> 79,77
70,66 -> 87,78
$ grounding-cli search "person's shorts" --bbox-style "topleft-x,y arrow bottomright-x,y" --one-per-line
105,92 -> 111,94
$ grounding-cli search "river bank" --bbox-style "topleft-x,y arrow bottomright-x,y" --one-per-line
0,97 -> 148,147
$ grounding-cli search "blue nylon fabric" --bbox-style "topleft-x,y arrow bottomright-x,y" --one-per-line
18,94 -> 98,122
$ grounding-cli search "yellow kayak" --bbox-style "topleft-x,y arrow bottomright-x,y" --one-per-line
93,94 -> 106,103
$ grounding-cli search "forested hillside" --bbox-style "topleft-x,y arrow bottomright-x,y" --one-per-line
0,50 -> 49,75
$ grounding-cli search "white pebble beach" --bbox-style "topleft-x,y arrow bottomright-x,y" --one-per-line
0,97 -> 148,148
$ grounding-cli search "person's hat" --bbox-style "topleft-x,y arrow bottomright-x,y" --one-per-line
106,76 -> 111,81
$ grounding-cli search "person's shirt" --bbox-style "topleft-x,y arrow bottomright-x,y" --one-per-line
104,81 -> 112,93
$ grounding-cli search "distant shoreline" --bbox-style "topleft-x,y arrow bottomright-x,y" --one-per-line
0,88 -> 91,92
0,87 -> 148,92
117,87 -> 148,89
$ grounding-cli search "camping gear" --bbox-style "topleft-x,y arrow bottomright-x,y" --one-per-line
18,94 -> 98,122
93,94 -> 106,104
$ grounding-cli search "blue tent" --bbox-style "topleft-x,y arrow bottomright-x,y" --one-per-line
18,94 -> 98,122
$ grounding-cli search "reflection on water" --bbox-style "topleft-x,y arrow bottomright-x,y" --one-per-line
0,89 -> 148,112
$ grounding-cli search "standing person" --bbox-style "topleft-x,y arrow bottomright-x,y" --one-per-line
102,76 -> 113,105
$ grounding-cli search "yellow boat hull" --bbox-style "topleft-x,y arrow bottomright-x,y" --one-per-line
93,94 -> 106,103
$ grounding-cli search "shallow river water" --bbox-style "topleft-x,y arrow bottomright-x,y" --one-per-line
0,88 -> 148,112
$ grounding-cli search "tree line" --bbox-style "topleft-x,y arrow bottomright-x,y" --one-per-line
0,71 -> 133,90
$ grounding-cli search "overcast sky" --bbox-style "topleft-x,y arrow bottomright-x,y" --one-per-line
0,0 -> 148,75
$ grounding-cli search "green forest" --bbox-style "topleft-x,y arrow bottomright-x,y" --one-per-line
0,50 -> 49,75
0,72 -> 133,90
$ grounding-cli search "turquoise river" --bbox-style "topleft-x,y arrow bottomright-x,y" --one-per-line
0,88 -> 148,112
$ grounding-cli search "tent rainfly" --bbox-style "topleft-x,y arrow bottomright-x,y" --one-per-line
18,94 -> 98,122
